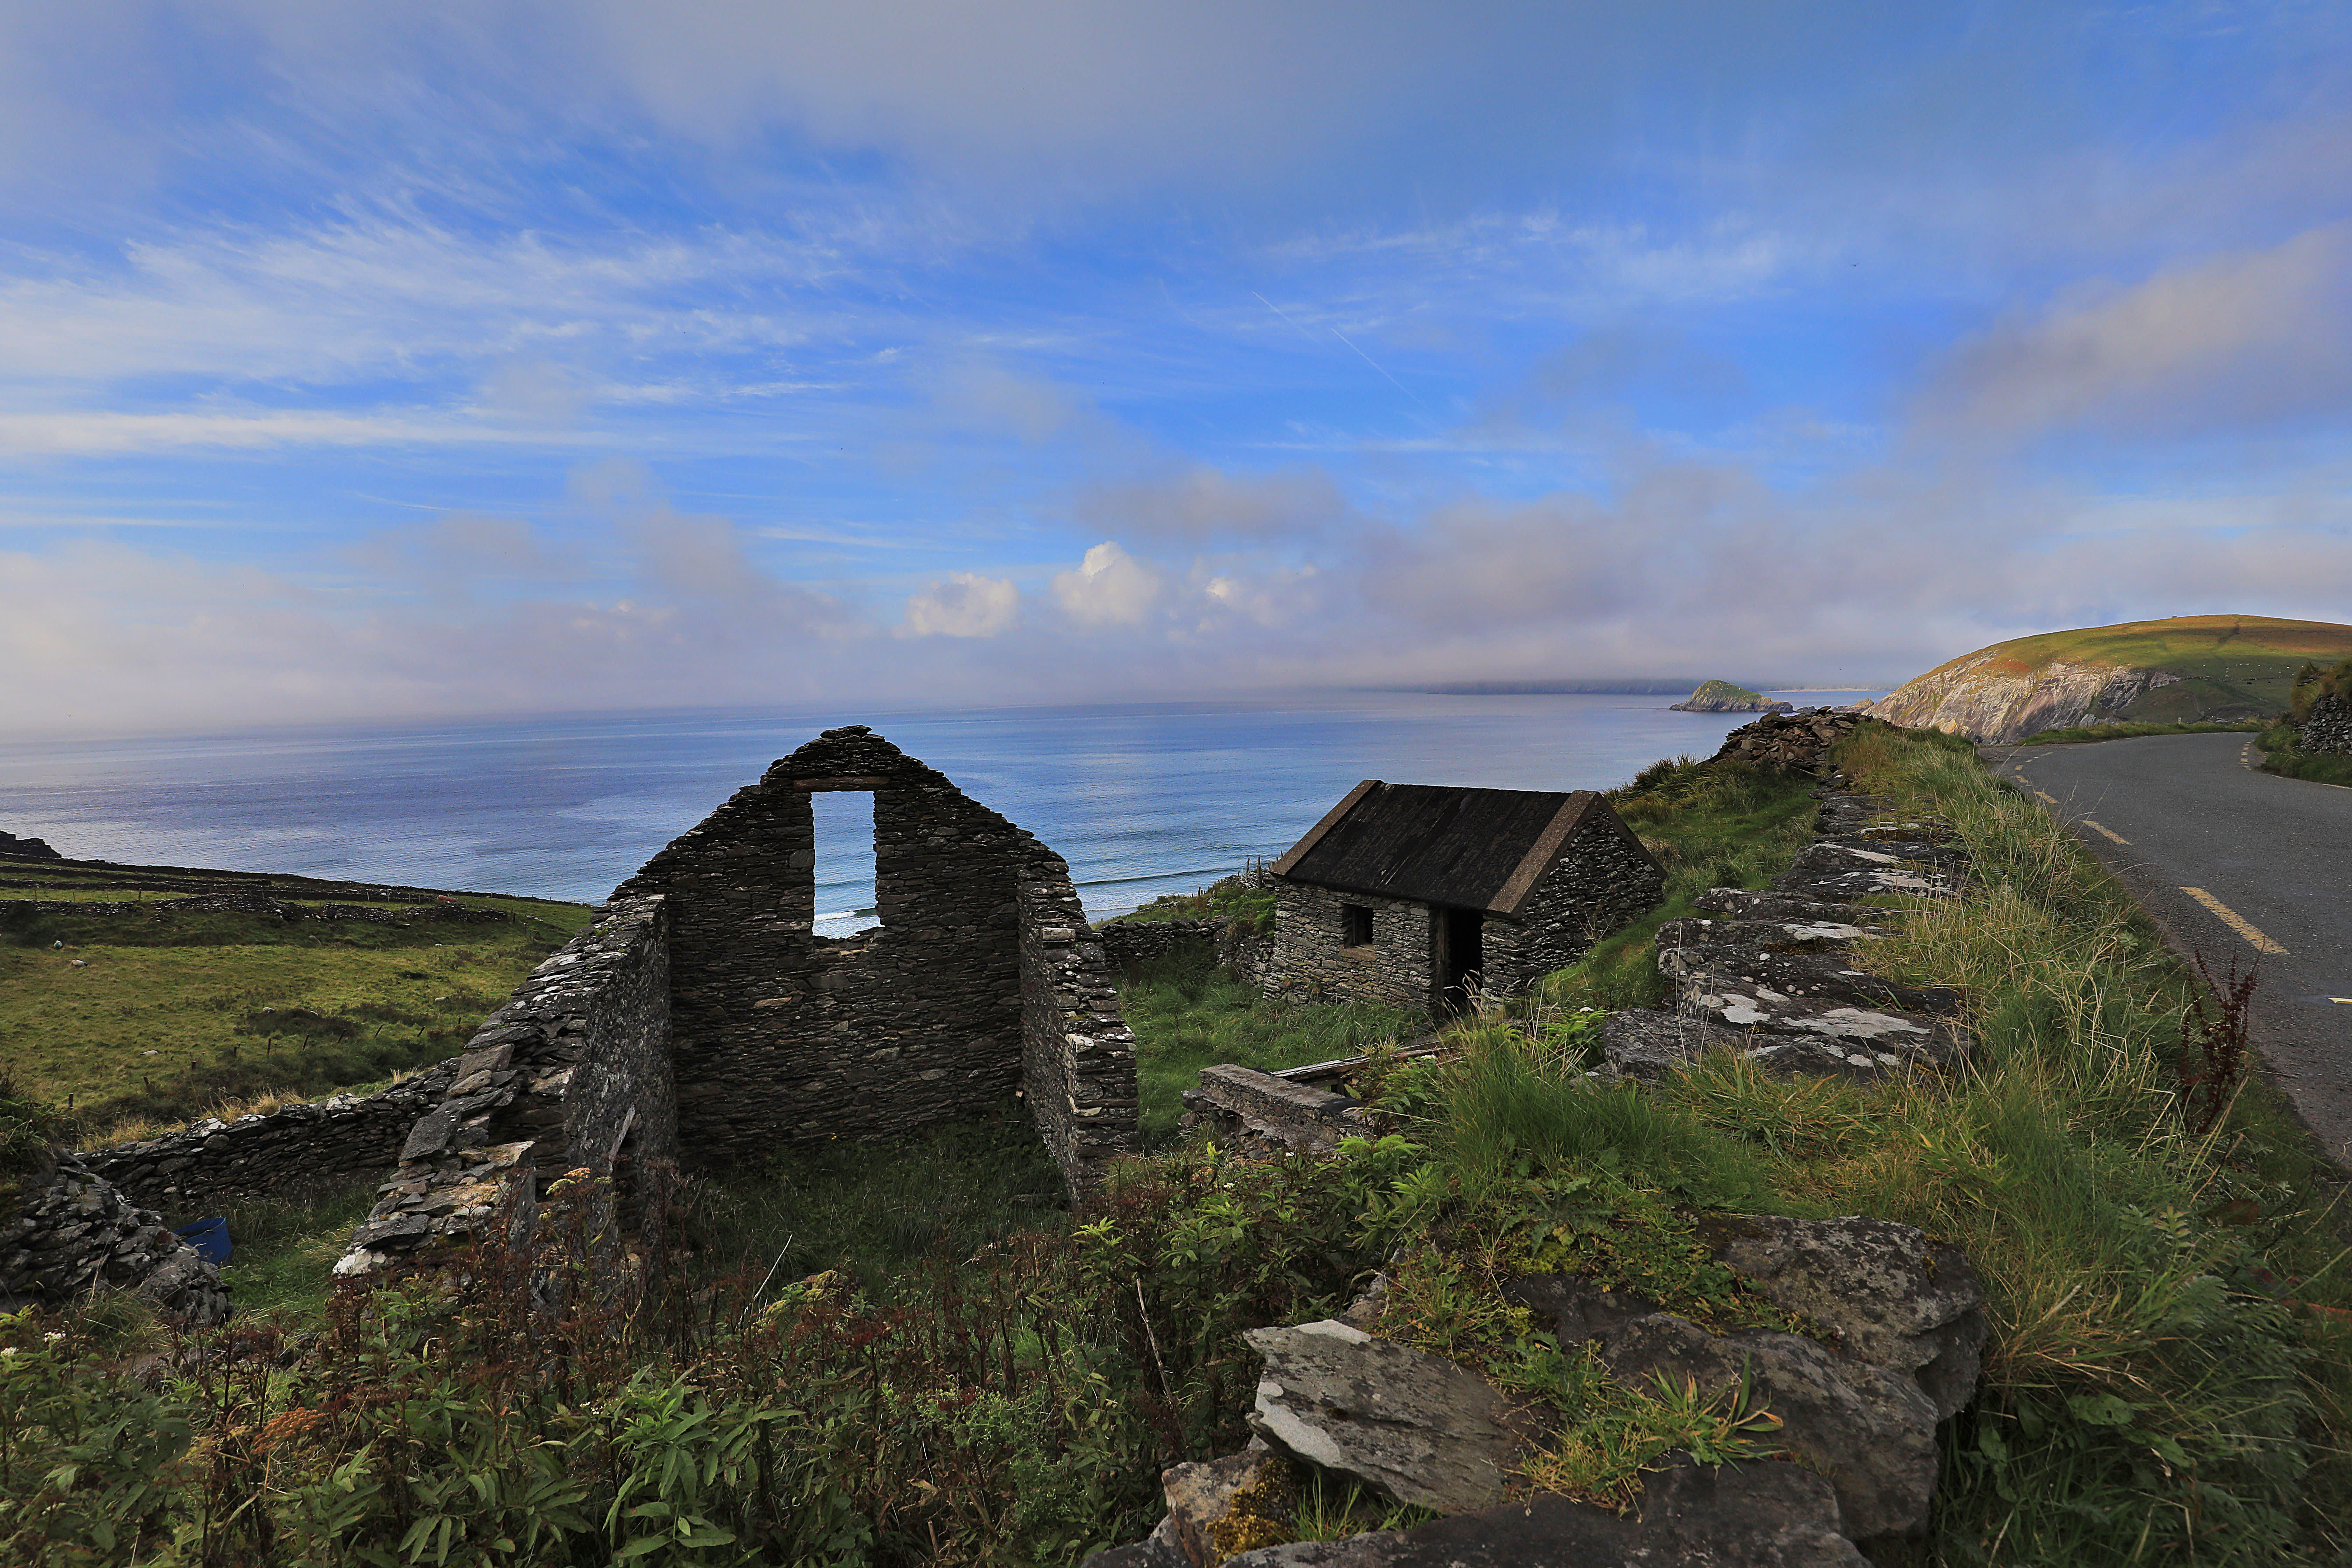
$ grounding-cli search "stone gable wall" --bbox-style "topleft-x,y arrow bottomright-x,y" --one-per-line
609,727 -> 1038,1166
82,1060 -> 461,1214
1266,883 -> 1436,1009
336,895 -> 673,1280
1476,817 -> 1664,999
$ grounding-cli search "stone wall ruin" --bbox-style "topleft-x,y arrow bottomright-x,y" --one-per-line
332,725 -> 1139,1281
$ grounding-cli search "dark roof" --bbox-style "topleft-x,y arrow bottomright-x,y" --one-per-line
1268,782 -> 1638,916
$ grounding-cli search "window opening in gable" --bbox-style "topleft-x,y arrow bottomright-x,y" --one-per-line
812,790 -> 881,938
1340,903 -> 1373,949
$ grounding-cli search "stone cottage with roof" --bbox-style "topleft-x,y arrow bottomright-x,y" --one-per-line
1264,781 -> 1662,1012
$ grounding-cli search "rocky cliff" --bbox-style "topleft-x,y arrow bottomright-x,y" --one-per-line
1860,616 -> 2352,743
1861,654 -> 2181,743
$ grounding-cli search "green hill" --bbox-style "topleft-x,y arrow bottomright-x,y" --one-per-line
1865,615 -> 2352,741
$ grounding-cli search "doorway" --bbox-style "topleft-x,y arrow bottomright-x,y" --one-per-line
1433,905 -> 1484,1015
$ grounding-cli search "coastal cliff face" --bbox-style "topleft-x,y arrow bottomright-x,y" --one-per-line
1861,654 -> 2179,743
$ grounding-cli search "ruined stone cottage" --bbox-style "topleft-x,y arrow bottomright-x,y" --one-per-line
1264,782 -> 1661,1011
334,726 -> 1140,1280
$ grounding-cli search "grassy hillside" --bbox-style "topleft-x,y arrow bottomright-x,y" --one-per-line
0,854 -> 593,1138
1907,614 -> 2352,723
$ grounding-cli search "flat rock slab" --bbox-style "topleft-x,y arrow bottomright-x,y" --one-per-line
1602,1314 -> 1937,1541
1655,915 -> 1892,950
1678,989 -> 1969,1074
1776,866 -> 1962,903
1596,1009 -> 1754,1082
1243,1320 -> 1516,1515
1791,840 -> 1968,874
1658,944 -> 1961,1015
1694,887 -> 1875,925
1222,1459 -> 1862,1567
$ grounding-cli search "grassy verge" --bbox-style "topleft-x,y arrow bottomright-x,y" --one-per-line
2257,722 -> 2352,789
2018,719 -> 2266,745
1110,874 -> 1276,931
1119,953 -> 1422,1143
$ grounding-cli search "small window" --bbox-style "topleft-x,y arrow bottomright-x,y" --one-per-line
1341,904 -> 1373,948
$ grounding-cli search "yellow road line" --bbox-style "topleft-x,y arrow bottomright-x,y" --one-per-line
2180,887 -> 2288,955
2031,789 -> 2057,805
2081,819 -> 2129,845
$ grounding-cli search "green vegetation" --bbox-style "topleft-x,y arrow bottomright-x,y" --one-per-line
1533,754 -> 1822,1013
1110,874 -> 1275,934
2018,718 -> 2264,745
212,1182 -> 382,1316
0,895 -> 590,1141
1118,953 -> 1420,1142
9,725 -> 2352,1563
1895,614 -> 2352,725
2257,723 -> 2352,789
1674,677 -> 1777,708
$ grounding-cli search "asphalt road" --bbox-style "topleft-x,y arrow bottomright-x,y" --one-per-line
1980,733 -> 2352,1163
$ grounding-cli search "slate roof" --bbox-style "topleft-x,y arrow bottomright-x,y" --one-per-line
1269,782 -> 1640,917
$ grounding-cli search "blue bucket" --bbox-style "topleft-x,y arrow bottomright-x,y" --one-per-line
175,1216 -> 231,1266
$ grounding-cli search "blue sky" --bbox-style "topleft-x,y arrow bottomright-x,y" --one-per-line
3,0 -> 2348,735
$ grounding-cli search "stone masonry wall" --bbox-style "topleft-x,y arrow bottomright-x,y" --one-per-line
335,895 -> 672,1280
1019,872 -> 1140,1193
1096,918 -> 1222,968
611,727 -> 1038,1167
83,1060 -> 460,1214
2301,692 -> 2352,756
1266,883 -> 1435,1009
1476,816 -> 1665,999
2,1155 -> 229,1325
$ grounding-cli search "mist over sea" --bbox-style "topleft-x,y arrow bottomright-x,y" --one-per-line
0,691 -> 1884,932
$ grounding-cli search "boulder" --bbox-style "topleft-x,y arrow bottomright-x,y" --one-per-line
1600,1314 -> 1937,1540
1242,1320 -> 1518,1514
1691,1215 -> 1987,1421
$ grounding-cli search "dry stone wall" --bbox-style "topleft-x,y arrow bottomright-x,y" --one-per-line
336,895 -> 673,1280
2,1156 -> 228,1325
611,727 -> 1036,1162
1096,917 -> 1223,967
83,1060 -> 460,1213
1019,876 -> 1141,1191
2300,692 -> 2352,755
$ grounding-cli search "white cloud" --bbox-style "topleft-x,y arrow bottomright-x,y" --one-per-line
901,572 -> 1019,637
1916,224 -> 2352,441
1051,541 -> 1162,627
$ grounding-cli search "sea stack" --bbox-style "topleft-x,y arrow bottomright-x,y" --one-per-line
1670,680 -> 1793,714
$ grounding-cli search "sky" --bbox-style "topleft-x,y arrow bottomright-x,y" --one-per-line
2,0 -> 2348,736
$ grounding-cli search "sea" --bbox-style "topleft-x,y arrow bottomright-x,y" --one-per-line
0,691 -> 1884,934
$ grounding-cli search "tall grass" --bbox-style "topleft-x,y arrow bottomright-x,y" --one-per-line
1643,721 -> 2352,1564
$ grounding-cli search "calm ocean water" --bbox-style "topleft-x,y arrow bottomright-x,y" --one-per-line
0,691 -> 1883,931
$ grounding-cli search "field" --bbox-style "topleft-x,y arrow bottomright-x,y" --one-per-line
0,855 -> 593,1138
